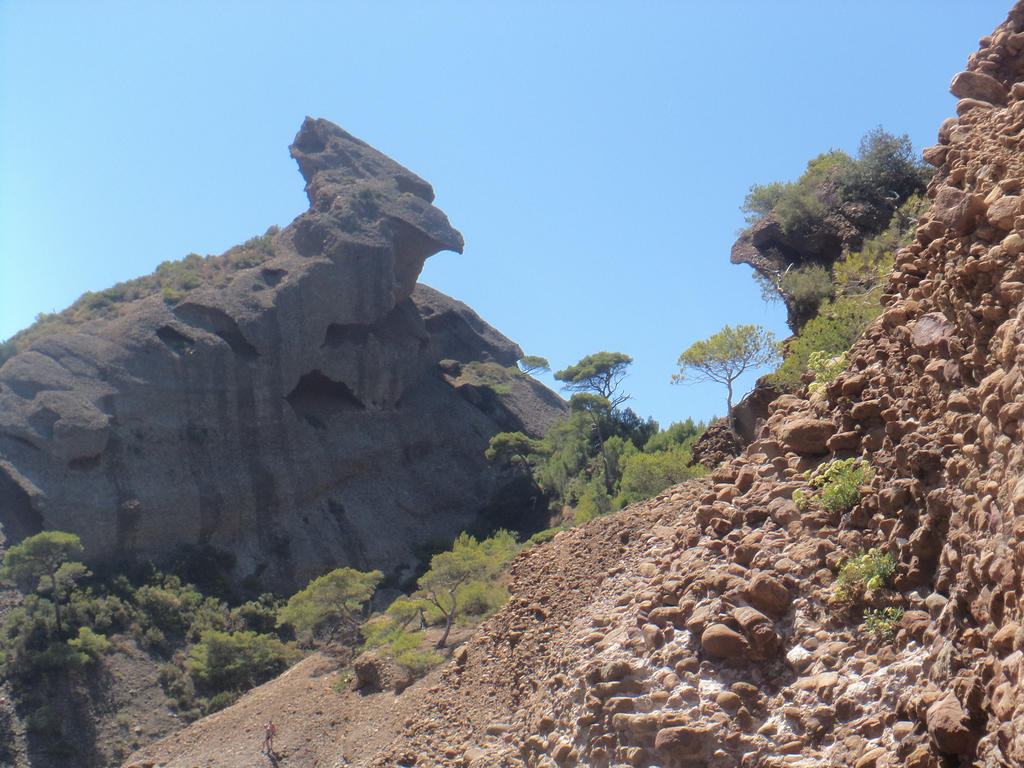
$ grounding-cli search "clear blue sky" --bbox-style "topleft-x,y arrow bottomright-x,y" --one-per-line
0,1 -> 1010,427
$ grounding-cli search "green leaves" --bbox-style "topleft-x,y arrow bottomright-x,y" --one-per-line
415,530 -> 520,647
554,351 -> 633,407
485,431 -> 542,466
0,531 -> 84,593
674,324 -> 780,387
834,548 -> 895,604
186,629 -> 299,695
518,355 -> 550,376
801,458 -> 873,514
673,325 -> 780,427
277,567 -> 383,642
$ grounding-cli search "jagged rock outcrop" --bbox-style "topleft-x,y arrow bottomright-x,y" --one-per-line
123,7 -> 1024,768
731,198 -> 893,332
0,118 -> 566,592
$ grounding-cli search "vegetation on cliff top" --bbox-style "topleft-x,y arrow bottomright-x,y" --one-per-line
740,128 -> 932,388
0,228 -> 279,367
743,128 -> 932,340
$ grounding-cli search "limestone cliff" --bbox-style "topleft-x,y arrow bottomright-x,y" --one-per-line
0,118 -> 566,592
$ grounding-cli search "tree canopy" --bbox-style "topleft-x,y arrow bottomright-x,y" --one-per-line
0,531 -> 84,594
674,325 -> 780,430
554,352 -> 633,408
485,431 -> 543,468
277,567 -> 382,642
518,355 -> 550,376
416,531 -> 519,647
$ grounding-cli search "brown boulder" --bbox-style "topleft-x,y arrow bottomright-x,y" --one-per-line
746,572 -> 792,615
949,70 -> 1008,105
931,186 -> 986,234
353,650 -> 388,692
700,623 -> 749,659
926,692 -> 975,754
987,195 -> 1022,230
911,313 -> 955,355
779,417 -> 834,454
647,606 -> 685,629
654,726 -> 711,759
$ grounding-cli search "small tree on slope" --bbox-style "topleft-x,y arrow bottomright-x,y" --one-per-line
673,324 -> 780,433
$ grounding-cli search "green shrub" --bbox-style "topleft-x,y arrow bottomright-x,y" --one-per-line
141,626 -> 168,652
864,606 -> 904,639
525,526 -> 564,546
395,647 -> 443,676
360,616 -> 411,650
66,626 -> 110,662
277,567 -> 382,643
459,362 -> 518,394
801,458 -> 873,514
795,458 -> 870,515
203,690 -> 239,715
741,181 -> 786,225
834,548 -> 895,603
741,150 -> 852,233
835,127 -> 932,205
779,264 -> 834,320
774,184 -> 826,235
770,292 -> 882,387
807,350 -> 848,395
133,576 -> 204,635
455,580 -> 508,620
642,419 -> 703,453
574,482 -> 612,523
185,630 -> 299,696
230,596 -> 280,634
615,445 -> 707,508
158,662 -> 197,710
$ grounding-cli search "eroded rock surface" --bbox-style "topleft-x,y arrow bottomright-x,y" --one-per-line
0,118 -> 565,592
125,6 -> 1024,768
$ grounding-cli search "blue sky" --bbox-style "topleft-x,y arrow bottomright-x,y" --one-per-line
0,1 -> 1010,427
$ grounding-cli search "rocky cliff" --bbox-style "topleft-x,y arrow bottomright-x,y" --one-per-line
359,8 -> 1024,765
120,7 -> 1024,768
125,6 -> 1024,767
0,118 -> 565,593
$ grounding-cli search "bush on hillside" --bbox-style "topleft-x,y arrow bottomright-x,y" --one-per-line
615,445 -> 707,509
277,567 -> 382,644
185,629 -> 299,696
778,264 -> 834,321
835,128 -> 932,205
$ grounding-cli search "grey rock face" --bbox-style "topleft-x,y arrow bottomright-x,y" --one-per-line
0,118 -> 565,592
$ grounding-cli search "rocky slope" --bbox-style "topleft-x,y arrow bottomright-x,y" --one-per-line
0,118 -> 565,594
126,5 -> 1024,767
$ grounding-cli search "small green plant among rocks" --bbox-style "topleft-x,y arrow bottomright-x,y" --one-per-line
807,350 -> 848,394
793,457 -> 873,514
833,548 -> 895,603
864,606 -> 904,639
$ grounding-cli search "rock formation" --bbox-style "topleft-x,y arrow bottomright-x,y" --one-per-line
123,6 -> 1024,768
0,118 -> 565,593
356,7 -> 1024,764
